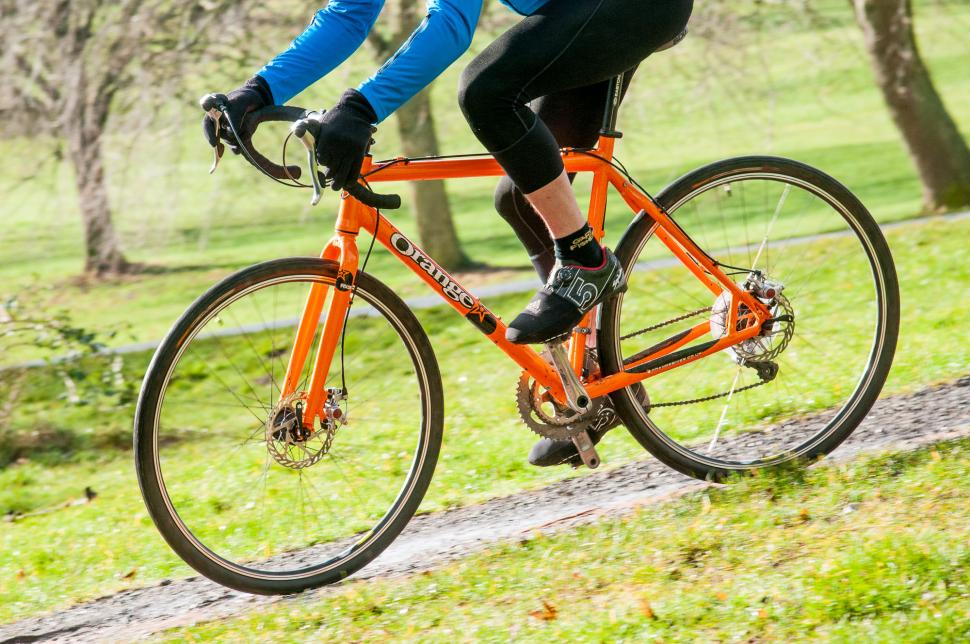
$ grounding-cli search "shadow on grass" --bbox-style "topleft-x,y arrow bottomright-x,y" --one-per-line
62,261 -> 247,289
0,423 -> 133,472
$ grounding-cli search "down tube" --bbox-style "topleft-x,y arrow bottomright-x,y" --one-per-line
361,211 -> 565,395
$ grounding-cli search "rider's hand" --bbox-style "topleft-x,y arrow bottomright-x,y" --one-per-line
314,89 -> 378,191
201,76 -> 274,153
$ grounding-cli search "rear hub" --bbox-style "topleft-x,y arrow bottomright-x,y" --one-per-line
710,272 -> 795,364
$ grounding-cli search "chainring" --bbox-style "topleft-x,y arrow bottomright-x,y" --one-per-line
515,372 -> 603,440
514,347 -> 625,440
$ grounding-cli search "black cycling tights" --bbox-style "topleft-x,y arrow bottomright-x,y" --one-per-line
458,0 -> 693,280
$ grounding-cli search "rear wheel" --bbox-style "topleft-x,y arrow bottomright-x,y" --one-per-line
598,157 -> 899,481
135,258 -> 442,593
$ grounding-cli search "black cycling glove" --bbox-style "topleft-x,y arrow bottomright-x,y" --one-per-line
314,89 -> 378,191
201,76 -> 274,153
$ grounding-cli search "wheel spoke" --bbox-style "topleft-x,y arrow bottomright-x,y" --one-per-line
607,167 -> 892,476
707,366 -> 742,453
142,267 -> 439,588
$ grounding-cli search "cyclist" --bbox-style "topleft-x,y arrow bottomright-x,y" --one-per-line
203,0 -> 693,466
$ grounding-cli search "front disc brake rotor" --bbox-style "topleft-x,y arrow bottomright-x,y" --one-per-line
265,392 -> 336,470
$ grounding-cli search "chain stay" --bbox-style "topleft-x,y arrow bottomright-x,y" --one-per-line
617,306 -> 778,408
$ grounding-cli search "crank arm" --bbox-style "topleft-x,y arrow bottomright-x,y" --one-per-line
571,430 -> 601,469
545,341 -> 591,414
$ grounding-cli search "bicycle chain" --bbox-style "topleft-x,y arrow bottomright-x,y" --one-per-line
619,306 -> 712,341
649,377 -> 769,408
616,306 -> 774,408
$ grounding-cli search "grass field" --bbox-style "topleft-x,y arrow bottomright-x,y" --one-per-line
1,216 -> 968,624
1,0 -> 969,629
162,439 -> 970,642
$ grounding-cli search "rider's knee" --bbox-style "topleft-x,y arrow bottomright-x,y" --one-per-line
458,63 -> 500,127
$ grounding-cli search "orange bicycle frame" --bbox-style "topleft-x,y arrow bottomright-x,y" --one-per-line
281,135 -> 772,427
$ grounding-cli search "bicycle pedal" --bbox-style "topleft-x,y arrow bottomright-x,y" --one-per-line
571,430 -> 601,469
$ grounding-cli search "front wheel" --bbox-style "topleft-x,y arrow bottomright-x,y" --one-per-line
135,258 -> 443,593
598,157 -> 899,481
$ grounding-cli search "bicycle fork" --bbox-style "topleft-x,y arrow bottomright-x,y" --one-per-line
280,209 -> 361,428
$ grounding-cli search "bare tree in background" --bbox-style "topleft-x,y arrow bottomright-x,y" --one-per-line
851,0 -> 970,211
368,0 -> 469,269
0,1 -> 258,277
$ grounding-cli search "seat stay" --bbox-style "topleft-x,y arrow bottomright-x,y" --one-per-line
610,169 -> 770,313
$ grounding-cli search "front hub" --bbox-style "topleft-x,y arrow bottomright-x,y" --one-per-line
265,391 -> 345,470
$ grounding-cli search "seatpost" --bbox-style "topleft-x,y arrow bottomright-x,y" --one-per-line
599,73 -> 625,139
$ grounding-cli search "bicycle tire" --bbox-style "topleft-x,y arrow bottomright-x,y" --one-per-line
135,257 -> 443,594
598,156 -> 900,481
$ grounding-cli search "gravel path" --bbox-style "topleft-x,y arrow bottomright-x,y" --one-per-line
3,376 -> 968,643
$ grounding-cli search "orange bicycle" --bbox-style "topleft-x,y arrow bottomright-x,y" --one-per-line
135,74 -> 899,594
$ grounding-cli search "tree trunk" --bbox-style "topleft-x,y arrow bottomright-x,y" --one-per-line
851,0 -> 970,212
394,88 -> 469,269
66,119 -> 130,276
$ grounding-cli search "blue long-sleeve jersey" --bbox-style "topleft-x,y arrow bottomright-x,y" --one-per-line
258,0 -> 550,123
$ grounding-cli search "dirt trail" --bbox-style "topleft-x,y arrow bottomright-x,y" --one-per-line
2,377 -> 969,643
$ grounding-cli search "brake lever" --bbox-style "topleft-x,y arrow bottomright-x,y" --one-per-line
207,109 -> 225,175
202,97 -> 227,174
292,114 -> 324,206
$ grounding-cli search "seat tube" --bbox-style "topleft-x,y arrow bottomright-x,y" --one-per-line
302,198 -> 362,425
569,136 -> 615,372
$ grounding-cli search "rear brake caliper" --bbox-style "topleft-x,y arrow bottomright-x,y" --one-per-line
711,271 -> 794,364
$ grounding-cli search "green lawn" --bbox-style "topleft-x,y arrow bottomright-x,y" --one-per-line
161,439 -> 970,642
1,0 -> 969,628
1,216 -> 968,624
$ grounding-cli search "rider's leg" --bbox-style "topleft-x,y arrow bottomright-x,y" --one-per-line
460,0 -> 693,343
494,84 -> 647,466
493,77 -> 637,282
494,177 -> 556,282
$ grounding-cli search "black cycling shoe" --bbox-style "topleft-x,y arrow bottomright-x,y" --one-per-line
528,420 -> 613,467
528,384 -> 648,467
506,247 -> 626,345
